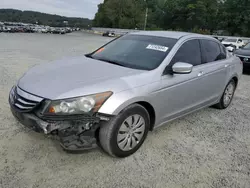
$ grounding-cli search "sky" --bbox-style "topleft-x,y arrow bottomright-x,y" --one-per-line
0,0 -> 103,19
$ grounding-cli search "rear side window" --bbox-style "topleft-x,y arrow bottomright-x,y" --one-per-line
170,39 -> 201,66
201,39 -> 224,63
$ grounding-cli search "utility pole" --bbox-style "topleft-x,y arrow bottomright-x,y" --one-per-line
144,1 -> 148,30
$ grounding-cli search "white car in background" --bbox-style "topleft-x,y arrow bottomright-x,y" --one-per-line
33,27 -> 43,33
41,28 -> 49,33
3,26 -> 12,32
222,38 -> 245,52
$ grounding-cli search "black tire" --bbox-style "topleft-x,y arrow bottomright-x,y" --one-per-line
99,104 -> 150,158
214,79 -> 236,109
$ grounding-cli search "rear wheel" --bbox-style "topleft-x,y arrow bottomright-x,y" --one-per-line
215,79 -> 236,109
99,104 -> 150,158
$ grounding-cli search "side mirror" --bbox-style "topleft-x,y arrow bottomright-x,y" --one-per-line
172,62 -> 193,74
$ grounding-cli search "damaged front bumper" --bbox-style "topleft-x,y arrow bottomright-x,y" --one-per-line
10,103 -> 110,151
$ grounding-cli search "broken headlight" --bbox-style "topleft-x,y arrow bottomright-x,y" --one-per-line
43,91 -> 113,115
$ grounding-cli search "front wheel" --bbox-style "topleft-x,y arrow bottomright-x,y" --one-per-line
99,104 -> 150,158
215,79 -> 236,109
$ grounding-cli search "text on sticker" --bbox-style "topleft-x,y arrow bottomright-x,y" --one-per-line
146,44 -> 169,52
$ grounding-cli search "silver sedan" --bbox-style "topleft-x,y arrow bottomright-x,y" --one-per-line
9,31 -> 242,157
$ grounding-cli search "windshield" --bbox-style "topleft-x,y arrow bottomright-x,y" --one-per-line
90,35 -> 177,70
243,43 -> 250,49
224,38 -> 237,42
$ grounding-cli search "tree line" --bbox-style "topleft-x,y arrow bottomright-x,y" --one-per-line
93,0 -> 250,37
0,9 -> 92,28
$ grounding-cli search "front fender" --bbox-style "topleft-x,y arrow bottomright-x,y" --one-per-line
98,90 -> 153,115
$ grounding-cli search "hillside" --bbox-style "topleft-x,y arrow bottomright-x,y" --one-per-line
0,9 -> 92,28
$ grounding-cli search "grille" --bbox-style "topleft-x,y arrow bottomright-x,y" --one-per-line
11,87 -> 43,112
40,113 -> 100,122
223,44 -> 231,47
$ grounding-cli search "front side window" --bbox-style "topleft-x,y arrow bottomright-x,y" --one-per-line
170,39 -> 202,66
90,35 -> 177,70
201,40 -> 223,63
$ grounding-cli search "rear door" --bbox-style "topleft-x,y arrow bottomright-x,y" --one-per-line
199,39 -> 229,102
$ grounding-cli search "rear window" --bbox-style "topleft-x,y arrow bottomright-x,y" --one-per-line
91,35 -> 177,70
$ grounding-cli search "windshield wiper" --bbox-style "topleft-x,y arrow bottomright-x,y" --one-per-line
85,54 -> 93,58
86,55 -> 124,67
95,58 -> 126,67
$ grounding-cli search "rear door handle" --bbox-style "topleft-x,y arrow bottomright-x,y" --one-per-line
225,64 -> 229,68
197,71 -> 204,77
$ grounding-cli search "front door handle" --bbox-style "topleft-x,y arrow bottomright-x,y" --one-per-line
198,71 -> 204,77
225,64 -> 229,68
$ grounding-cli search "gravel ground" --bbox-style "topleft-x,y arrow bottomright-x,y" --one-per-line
0,32 -> 250,188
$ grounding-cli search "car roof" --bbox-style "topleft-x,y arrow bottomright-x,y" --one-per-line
130,31 -> 204,39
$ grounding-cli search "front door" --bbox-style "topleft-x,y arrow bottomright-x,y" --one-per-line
154,38 -> 229,127
154,39 -> 208,126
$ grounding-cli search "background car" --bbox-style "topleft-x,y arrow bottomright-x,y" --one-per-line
52,28 -> 63,34
102,31 -> 115,37
234,42 -> 250,72
65,27 -> 72,33
23,27 -> 35,33
222,38 -> 245,52
41,28 -> 48,33
3,26 -> 12,32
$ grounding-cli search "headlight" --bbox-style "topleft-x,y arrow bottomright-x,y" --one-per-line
44,91 -> 112,115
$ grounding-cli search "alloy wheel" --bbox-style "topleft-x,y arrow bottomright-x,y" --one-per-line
223,82 -> 235,107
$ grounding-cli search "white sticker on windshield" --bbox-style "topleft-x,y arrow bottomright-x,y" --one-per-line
146,44 -> 169,52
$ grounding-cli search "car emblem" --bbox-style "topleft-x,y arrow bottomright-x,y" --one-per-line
244,57 -> 248,62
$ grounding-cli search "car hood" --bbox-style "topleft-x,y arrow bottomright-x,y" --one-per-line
18,56 -> 147,99
235,49 -> 250,56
